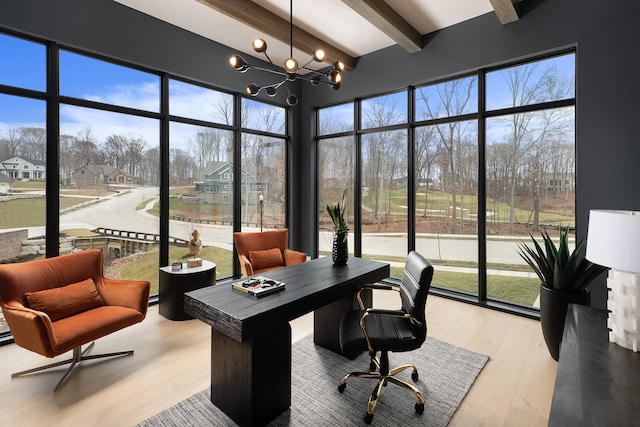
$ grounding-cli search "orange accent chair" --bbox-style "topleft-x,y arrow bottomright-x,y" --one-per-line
0,249 -> 150,391
233,229 -> 307,277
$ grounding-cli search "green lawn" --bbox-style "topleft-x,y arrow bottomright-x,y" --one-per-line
389,265 -> 539,306
0,197 -> 89,228
362,188 -> 574,226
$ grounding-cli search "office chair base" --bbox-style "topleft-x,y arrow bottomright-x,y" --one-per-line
11,342 -> 134,392
338,362 -> 426,424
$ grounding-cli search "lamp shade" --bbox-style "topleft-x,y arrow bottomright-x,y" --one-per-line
586,209 -> 640,273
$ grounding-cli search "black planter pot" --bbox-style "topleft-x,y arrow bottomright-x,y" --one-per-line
332,231 -> 348,265
539,284 -> 591,361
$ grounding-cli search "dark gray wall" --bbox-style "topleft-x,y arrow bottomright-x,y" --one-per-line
3,0 -> 640,309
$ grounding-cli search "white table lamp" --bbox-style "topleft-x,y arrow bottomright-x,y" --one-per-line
586,209 -> 640,352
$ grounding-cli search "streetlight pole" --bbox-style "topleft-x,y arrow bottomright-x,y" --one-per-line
259,194 -> 264,231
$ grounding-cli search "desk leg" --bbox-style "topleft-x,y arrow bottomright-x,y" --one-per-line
210,323 -> 291,427
314,289 -> 372,356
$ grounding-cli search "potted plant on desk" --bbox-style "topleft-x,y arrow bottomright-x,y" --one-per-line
517,227 -> 606,361
327,189 -> 348,265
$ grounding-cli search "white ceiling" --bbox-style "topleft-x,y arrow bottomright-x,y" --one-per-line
114,0 -> 497,70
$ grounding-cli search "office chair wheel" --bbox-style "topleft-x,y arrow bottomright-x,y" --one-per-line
338,383 -> 346,393
415,402 -> 424,414
412,370 -> 419,382
364,412 -> 374,424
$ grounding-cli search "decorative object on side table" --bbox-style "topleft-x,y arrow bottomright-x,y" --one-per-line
518,226 -> 607,360
586,209 -> 640,352
327,189 -> 348,265
187,228 -> 203,268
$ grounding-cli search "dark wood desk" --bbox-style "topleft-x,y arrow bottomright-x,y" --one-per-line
549,304 -> 640,426
184,256 -> 390,427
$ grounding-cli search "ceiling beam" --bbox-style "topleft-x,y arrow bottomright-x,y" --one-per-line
197,0 -> 357,71
489,0 -> 520,24
341,0 -> 422,53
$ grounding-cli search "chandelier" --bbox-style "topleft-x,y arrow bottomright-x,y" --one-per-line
228,0 -> 345,106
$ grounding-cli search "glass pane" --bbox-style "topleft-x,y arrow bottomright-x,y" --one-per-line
318,136 -> 354,257
415,75 -> 478,121
242,99 -> 285,134
486,53 -> 575,111
0,33 -> 46,91
361,92 -> 408,129
361,129 -> 408,273
318,103 -> 354,135
240,134 -> 286,231
0,95 -> 46,335
485,106 -> 575,307
59,105 -> 159,296
169,122 -> 234,278
415,120 -> 479,293
169,79 -> 234,125
60,50 -> 160,112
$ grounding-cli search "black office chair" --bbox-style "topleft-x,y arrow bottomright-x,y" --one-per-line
337,251 -> 433,424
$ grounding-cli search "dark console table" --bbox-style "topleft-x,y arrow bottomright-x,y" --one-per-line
549,304 -> 640,426
184,256 -> 389,427
159,260 -> 216,320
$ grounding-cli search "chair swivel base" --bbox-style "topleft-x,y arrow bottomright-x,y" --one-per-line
338,353 -> 426,424
11,342 -> 134,392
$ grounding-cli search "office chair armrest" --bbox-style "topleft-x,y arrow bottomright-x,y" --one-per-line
361,309 -> 423,333
356,283 -> 399,309
364,308 -> 407,317
362,283 -> 397,291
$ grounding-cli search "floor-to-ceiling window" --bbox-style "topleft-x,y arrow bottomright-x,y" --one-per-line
318,103 -> 355,257
415,75 -> 480,295
484,53 -> 576,308
316,50 -> 575,315
240,99 -> 287,232
361,93 -> 409,276
168,79 -> 236,278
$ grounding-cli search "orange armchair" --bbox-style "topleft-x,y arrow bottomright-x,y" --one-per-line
233,229 -> 307,277
0,249 -> 150,391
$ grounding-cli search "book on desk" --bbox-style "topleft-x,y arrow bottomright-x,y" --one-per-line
232,276 -> 285,297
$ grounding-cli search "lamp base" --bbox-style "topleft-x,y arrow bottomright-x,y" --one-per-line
607,269 -> 640,352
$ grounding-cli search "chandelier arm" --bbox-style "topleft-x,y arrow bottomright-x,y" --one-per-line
299,57 -> 315,70
271,78 -> 287,90
300,66 -> 328,76
262,51 -> 277,69
250,64 -> 288,78
295,73 -> 332,86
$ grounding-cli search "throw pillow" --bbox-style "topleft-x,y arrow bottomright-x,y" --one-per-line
25,278 -> 105,321
249,248 -> 285,271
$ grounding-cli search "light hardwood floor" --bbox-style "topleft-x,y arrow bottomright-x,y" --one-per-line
0,294 -> 557,426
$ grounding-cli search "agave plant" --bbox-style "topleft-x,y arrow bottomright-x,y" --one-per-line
326,189 -> 348,234
517,227 -> 607,293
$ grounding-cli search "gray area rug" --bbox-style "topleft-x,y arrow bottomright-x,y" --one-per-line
138,334 -> 488,426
